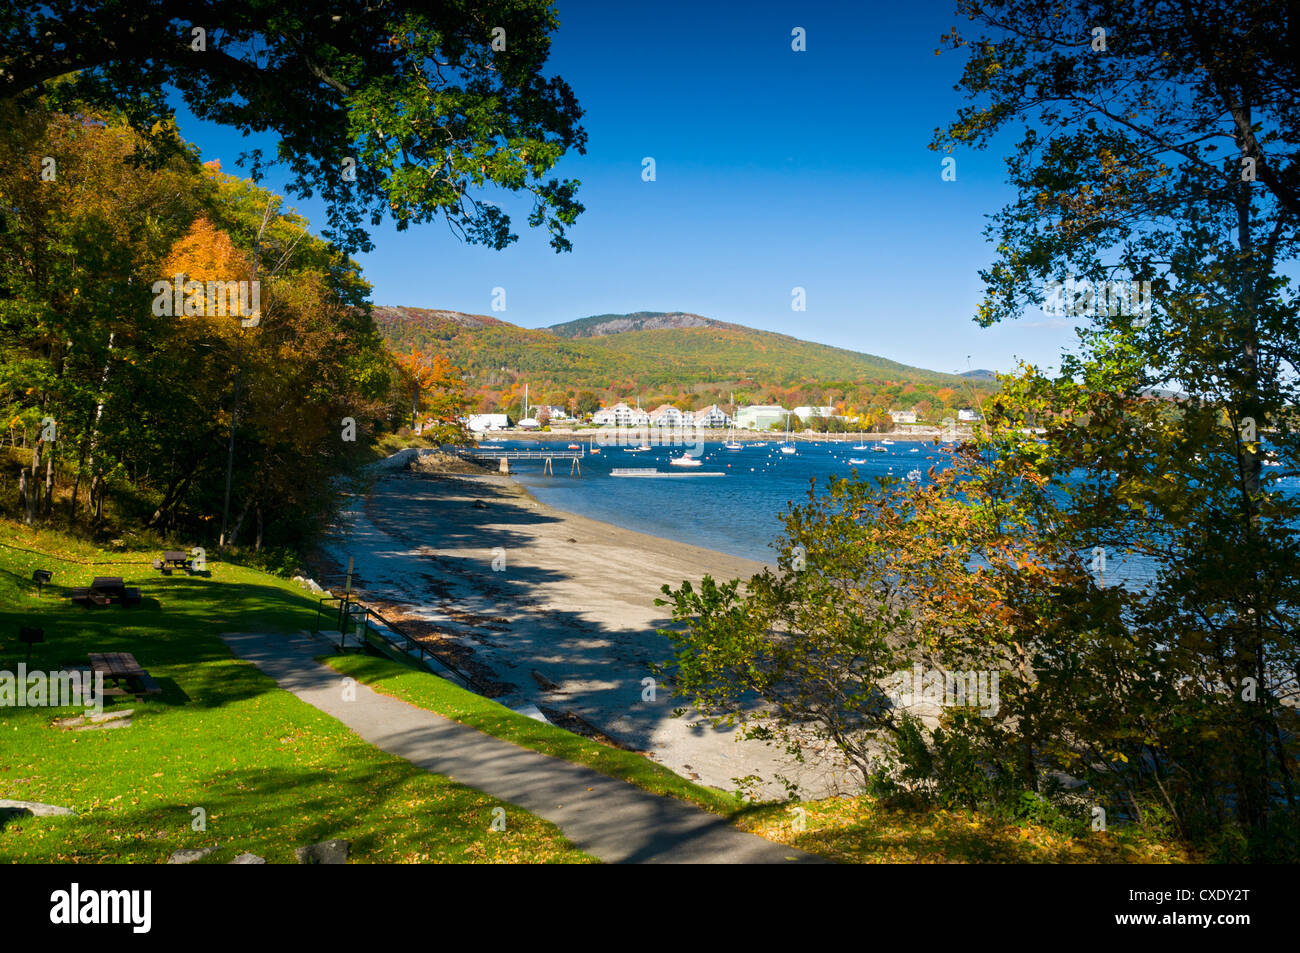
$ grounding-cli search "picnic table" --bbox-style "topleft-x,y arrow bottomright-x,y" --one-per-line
71,577 -> 142,608
89,652 -> 161,698
92,576 -> 125,599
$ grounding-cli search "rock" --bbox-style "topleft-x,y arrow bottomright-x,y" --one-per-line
52,709 -> 134,731
0,799 -> 76,820
229,852 -> 266,864
472,499 -> 487,509
71,719 -> 131,731
168,846 -> 219,864
294,839 -> 351,864
530,669 -> 562,692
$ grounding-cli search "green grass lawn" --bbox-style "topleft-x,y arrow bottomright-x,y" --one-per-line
1,518 -> 1199,865
0,520 -> 594,863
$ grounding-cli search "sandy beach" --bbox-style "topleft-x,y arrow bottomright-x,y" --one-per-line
320,451 -> 856,800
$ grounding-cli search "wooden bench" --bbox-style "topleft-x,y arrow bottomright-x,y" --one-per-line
89,652 -> 162,699
134,673 -> 162,696
71,580 -> 143,608
71,587 -> 110,608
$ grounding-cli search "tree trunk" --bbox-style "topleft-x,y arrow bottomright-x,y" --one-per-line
26,442 -> 41,523
19,469 -> 29,524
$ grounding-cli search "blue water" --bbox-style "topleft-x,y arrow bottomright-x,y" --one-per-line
494,438 -> 943,562
481,438 -> 1299,591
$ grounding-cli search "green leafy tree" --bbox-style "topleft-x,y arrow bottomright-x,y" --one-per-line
1,0 -> 586,254
925,0 -> 1299,856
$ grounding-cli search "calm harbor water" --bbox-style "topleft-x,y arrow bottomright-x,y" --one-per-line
478,436 -> 1297,590
493,437 -> 951,563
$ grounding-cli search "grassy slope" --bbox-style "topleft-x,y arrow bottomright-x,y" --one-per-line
0,521 -> 594,864
1,519 -> 1197,864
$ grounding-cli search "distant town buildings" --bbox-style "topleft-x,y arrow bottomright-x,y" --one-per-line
735,405 -> 790,431
957,408 -> 981,422
591,402 -> 650,427
693,404 -> 732,428
648,404 -> 690,428
889,409 -> 917,424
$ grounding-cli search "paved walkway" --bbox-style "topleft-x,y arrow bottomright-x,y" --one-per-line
221,632 -> 822,864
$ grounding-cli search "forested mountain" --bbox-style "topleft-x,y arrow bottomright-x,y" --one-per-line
373,306 -> 996,424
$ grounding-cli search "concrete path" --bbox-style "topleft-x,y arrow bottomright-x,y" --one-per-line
221,632 -> 822,864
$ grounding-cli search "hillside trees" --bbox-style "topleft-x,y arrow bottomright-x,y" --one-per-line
0,102 -> 408,549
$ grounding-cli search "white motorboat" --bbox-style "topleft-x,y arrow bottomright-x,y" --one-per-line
848,457 -> 867,465
669,455 -> 703,467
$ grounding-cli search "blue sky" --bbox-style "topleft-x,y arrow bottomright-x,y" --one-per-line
172,0 -> 1078,376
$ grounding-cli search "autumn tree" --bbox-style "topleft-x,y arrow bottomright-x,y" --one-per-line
396,348 -> 468,443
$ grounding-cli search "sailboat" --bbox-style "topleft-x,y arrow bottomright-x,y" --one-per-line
724,420 -> 743,450
779,413 -> 797,454
853,431 -> 869,451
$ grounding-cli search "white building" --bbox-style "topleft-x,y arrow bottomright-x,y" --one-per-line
889,409 -> 917,424
649,404 -> 690,428
591,402 -> 650,427
468,413 -> 512,432
536,405 -> 572,421
792,405 -> 835,422
957,408 -> 981,422
692,404 -> 732,428
735,405 -> 789,431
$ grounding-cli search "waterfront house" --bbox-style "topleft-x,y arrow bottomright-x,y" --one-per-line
468,413 -> 513,432
649,404 -> 690,428
592,402 -> 651,427
693,404 -> 732,428
792,405 -> 835,422
735,405 -> 789,431
889,409 -> 918,424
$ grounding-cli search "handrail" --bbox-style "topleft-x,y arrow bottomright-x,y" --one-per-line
323,594 -> 475,690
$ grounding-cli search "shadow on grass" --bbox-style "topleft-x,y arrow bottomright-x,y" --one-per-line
1,761 -> 587,864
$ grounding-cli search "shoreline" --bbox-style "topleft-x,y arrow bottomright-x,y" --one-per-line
470,428 -> 961,443
322,458 -> 855,800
